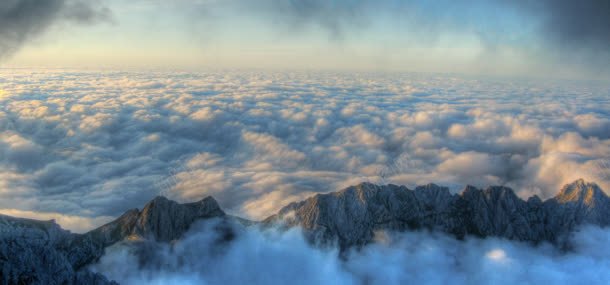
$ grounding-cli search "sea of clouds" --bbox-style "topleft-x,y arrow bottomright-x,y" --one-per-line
0,69 -> 609,232
90,218 -> 610,285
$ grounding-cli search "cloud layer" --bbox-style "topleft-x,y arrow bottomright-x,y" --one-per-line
0,70 -> 609,231
91,219 -> 610,285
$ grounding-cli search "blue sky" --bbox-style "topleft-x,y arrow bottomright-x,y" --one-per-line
2,0 -> 610,79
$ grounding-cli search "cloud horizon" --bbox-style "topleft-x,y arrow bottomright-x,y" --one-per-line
1,69 -> 609,232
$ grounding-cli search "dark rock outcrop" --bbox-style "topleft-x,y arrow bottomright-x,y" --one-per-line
0,215 -> 116,285
0,196 -> 224,285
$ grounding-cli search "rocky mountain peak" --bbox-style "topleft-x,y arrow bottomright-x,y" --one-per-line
459,185 -> 480,196
544,179 -> 610,233
269,179 -> 610,249
414,183 -> 450,198
414,183 -> 448,192
483,186 -> 520,200
135,196 -> 224,242
335,182 -> 386,203
527,195 -> 543,205
2,179 -> 609,284
460,185 -> 522,202
555,179 -> 607,206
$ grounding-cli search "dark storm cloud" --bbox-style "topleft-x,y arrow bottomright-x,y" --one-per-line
520,0 -> 610,50
505,0 -> 610,71
266,0 -> 610,48
241,0 -> 610,72
0,0 -> 111,58
280,0 -> 610,54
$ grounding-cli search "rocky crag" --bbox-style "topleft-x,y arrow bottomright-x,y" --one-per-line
1,196 -> 225,285
1,179 -> 609,284
266,179 -> 610,250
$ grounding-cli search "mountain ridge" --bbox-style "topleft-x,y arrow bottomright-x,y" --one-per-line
1,179 -> 609,284
265,180 -> 610,249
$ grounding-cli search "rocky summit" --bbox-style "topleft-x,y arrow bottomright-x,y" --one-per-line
1,179 -> 609,284
267,179 -> 610,249
0,196 -> 225,285
266,180 -> 610,249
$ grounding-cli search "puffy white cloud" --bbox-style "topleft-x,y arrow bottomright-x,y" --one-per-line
0,131 -> 45,170
574,114 -> 610,138
0,69 -> 609,231
241,130 -> 307,168
437,151 -> 502,179
189,107 -> 217,122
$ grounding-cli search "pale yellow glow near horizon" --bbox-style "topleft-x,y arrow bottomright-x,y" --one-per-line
3,40 -> 605,81
5,44 -> 533,76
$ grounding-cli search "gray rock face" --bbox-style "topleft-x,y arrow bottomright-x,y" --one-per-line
0,196 -> 224,285
0,215 -> 116,285
267,179 -> 610,249
544,179 -> 610,245
1,179 -> 609,284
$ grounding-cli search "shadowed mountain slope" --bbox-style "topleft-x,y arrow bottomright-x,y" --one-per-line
1,179 -> 609,284
1,196 -> 225,285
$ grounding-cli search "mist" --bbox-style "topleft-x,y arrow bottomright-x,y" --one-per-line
91,219 -> 610,285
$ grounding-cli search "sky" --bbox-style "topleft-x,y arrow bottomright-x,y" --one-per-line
1,0 -> 610,80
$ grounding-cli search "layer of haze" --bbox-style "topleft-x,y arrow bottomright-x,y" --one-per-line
0,69 -> 609,232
